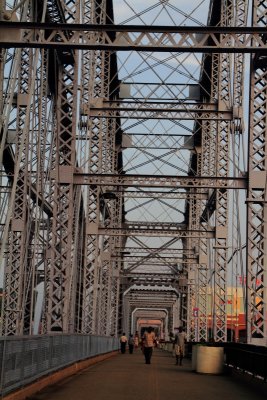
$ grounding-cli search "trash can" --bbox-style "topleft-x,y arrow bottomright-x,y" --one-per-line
196,346 -> 224,374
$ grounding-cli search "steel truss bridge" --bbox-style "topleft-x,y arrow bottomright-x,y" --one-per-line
0,0 -> 266,346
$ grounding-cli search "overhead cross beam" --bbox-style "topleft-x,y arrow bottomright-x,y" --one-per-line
112,255 -> 197,263
84,100 -> 233,120
98,226 -> 214,238
1,23 -> 267,53
72,173 -> 246,189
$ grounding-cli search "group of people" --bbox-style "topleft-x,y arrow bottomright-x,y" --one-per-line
119,331 -> 140,354
120,326 -> 186,366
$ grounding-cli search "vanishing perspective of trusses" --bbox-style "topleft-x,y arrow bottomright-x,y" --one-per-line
0,0 -> 266,345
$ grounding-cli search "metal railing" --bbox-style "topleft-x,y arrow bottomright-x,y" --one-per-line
224,343 -> 267,381
0,334 -> 119,396
188,342 -> 267,381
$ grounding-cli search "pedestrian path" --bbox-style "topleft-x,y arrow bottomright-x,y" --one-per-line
27,348 -> 265,400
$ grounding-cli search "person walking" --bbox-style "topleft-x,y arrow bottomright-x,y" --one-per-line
120,333 -> 128,354
128,334 -> 134,354
142,327 -> 155,364
173,326 -> 186,365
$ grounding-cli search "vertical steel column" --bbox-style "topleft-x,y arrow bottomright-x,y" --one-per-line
21,45 -> 52,335
71,185 -> 85,333
45,0 -> 79,332
229,0 -> 247,342
80,0 -> 121,334
186,262 -> 197,341
172,297 -> 180,329
197,92 -> 226,341
186,169 -> 202,341
247,0 -> 267,345
207,52 -> 219,339
109,192 -> 124,336
80,0 -> 102,334
213,0 -> 233,342
198,120 -> 211,342
1,3 -> 35,335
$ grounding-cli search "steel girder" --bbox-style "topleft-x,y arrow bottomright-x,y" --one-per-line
79,0 -> 122,336
212,0 -> 232,343
113,256 -> 197,264
2,23 -> 267,53
97,226 -> 215,239
2,26 -> 36,335
207,0 -> 247,343
82,100 -> 233,120
185,131 -> 210,341
247,0 -> 267,345
185,0 -> 248,343
43,0 -> 79,334
72,173 -> 246,188
0,2 -> 63,335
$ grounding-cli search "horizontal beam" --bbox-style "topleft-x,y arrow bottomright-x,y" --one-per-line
127,291 -> 178,296
98,226 -> 214,238
117,261 -> 196,266
128,302 -> 177,307
84,100 -> 232,120
109,191 -> 208,200
123,133 -> 193,137
1,23 -> 267,53
124,280 -> 179,285
127,297 -> 177,302
128,299 -> 176,304
73,173 -> 247,189
125,282 -> 179,287
123,273 -> 179,279
118,247 -> 195,255
111,256 -> 197,263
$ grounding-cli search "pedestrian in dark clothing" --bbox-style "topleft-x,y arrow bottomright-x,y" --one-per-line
128,334 -> 134,354
120,333 -> 127,354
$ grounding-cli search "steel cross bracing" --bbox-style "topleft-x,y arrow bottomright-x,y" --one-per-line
3,22 -> 267,52
185,0 -> 248,343
0,1 -> 63,335
78,0 -> 123,336
0,0 -> 266,344
213,0 -> 232,343
72,173 -> 246,188
82,100 -> 233,121
247,0 -> 267,345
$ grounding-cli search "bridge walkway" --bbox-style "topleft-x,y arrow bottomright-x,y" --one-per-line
27,348 -> 265,400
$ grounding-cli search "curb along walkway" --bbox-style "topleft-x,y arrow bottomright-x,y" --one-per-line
27,348 -> 265,400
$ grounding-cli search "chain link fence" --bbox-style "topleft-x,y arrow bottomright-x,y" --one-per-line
0,334 -> 119,396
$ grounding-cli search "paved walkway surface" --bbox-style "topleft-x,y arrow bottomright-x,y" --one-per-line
28,348 -> 265,400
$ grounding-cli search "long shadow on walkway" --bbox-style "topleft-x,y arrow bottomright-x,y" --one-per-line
28,348 -> 265,400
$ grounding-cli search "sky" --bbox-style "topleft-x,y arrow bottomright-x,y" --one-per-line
113,0 -> 211,25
